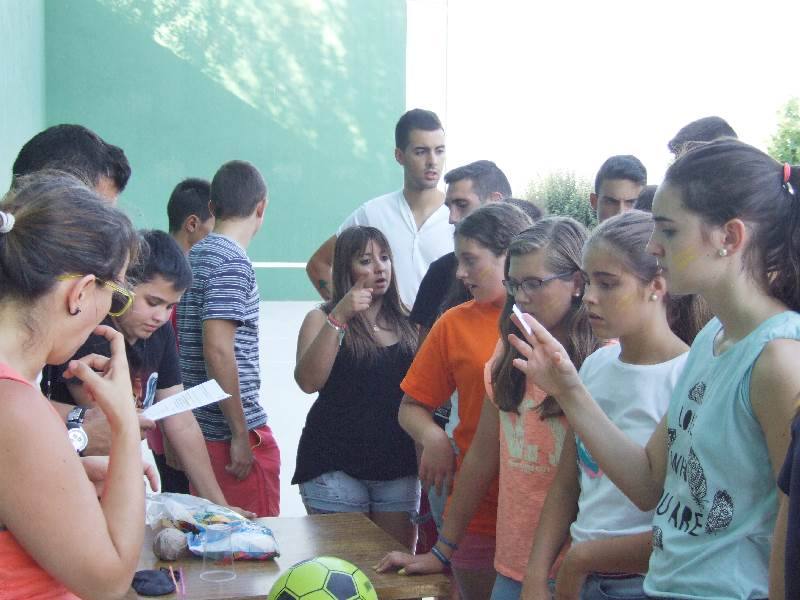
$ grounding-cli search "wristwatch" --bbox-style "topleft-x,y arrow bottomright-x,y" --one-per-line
66,406 -> 89,456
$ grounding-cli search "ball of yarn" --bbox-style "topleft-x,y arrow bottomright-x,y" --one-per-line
153,527 -> 190,561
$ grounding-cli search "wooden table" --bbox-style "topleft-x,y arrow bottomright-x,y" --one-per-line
130,513 -> 450,599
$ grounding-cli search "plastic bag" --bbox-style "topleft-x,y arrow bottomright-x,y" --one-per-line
145,492 -> 279,560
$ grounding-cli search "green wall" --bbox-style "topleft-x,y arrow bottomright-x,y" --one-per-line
0,0 -> 45,193
44,0 -> 406,299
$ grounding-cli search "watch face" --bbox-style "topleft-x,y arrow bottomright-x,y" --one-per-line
67,427 -> 89,453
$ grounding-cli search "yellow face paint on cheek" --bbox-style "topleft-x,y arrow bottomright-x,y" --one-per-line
673,248 -> 698,273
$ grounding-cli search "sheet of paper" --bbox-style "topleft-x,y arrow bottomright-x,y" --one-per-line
142,380 -> 229,421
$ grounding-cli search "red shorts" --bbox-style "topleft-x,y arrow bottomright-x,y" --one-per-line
194,425 -> 281,517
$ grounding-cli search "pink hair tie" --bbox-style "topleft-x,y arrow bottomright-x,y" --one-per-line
784,163 -> 792,184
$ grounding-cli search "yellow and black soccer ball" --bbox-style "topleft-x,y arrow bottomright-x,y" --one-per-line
267,556 -> 378,600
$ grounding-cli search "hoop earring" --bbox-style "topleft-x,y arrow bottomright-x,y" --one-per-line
69,307 -> 81,316
718,248 -> 728,257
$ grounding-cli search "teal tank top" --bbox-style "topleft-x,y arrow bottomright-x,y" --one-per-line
645,311 -> 800,599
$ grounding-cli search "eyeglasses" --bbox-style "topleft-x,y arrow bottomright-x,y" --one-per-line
57,274 -> 135,317
503,271 -> 577,296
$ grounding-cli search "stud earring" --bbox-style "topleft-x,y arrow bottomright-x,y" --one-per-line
649,293 -> 658,302
718,248 -> 728,257
69,307 -> 81,316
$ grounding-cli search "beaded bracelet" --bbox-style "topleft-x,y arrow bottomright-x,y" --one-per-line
436,532 -> 459,551
430,544 -> 451,568
327,313 -> 348,330
325,314 -> 346,347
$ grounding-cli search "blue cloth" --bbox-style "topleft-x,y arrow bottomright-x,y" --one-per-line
299,471 -> 420,513
177,233 -> 266,440
646,311 -> 800,599
582,574 -> 646,600
490,572 -> 521,600
778,413 -> 800,599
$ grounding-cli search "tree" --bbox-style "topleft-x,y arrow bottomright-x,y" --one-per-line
524,171 -> 596,228
769,97 -> 800,164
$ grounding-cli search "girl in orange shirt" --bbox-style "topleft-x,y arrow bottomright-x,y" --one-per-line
389,203 -> 533,599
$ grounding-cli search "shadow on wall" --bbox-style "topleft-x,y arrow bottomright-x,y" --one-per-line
98,0 -> 392,158
46,0 -> 406,299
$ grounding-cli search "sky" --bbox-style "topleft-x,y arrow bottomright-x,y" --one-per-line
407,0 -> 800,193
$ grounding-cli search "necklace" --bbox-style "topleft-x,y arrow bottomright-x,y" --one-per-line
366,321 -> 381,332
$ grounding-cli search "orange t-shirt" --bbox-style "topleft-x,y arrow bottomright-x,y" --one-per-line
0,363 -> 80,600
483,340 -> 567,581
401,300 -> 501,536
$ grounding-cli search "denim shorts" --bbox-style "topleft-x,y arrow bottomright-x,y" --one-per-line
299,470 -> 420,513
490,572 -> 522,600
581,573 -> 646,600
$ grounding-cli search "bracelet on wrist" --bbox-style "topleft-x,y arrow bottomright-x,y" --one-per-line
430,545 -> 451,568
325,315 -> 346,347
436,532 -> 459,551
327,313 -> 348,330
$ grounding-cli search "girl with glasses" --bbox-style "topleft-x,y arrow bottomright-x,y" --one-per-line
377,217 -> 599,600
0,172 -> 149,599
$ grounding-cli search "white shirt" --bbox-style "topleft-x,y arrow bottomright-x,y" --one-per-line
338,190 -> 453,308
570,344 -> 688,545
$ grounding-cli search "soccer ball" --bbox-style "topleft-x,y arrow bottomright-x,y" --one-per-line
267,556 -> 378,600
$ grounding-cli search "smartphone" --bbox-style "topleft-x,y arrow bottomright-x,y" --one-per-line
512,304 -> 533,335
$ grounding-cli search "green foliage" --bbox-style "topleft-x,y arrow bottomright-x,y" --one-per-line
524,171 -> 596,228
769,97 -> 800,164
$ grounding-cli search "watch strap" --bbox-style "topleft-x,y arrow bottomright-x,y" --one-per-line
66,406 -> 87,426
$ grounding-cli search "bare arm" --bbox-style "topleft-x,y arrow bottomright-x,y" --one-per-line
438,399 -> 500,548
51,398 -> 114,456
295,276 -> 374,393
203,318 -> 252,480
52,382 -> 154,457
157,384 -> 228,505
0,327 -> 144,599
398,395 -> 455,496
509,313 -> 667,510
750,339 -> 800,600
376,398 -> 500,575
554,533 -> 652,600
294,309 -> 338,393
306,235 -> 336,300
522,432 -> 580,599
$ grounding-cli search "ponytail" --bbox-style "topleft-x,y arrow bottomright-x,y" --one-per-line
771,163 -> 800,311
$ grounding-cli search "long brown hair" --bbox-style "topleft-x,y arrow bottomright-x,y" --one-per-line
323,226 -> 417,362
492,217 -> 600,416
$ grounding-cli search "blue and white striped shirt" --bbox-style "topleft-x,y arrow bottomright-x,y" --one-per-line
177,233 -> 267,441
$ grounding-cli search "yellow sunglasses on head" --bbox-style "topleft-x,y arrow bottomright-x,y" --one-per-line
57,273 -> 135,317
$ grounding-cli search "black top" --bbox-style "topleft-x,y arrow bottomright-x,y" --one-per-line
43,318 -> 182,406
779,413 -> 800,599
410,252 -> 458,329
292,342 -> 417,484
